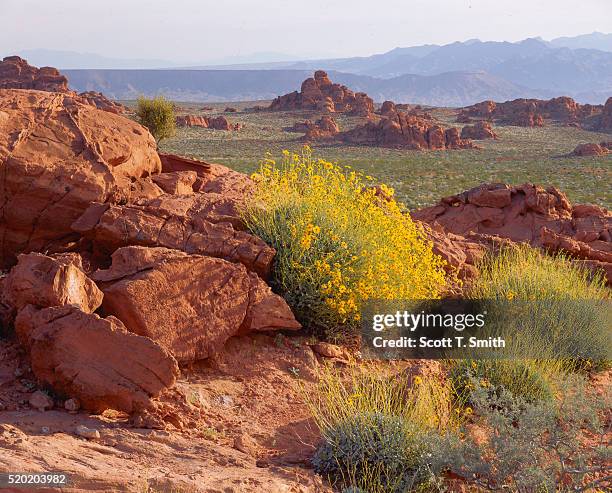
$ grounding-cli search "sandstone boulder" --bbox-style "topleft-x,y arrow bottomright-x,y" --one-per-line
270,71 -> 374,117
571,143 -> 609,157
338,110 -> 475,150
413,183 -> 611,284
14,304 -> 179,413
175,114 -> 241,130
92,246 -> 300,362
2,252 -> 102,314
461,121 -> 498,140
0,89 -> 161,268
288,116 -> 340,141
176,115 -> 209,127
72,193 -> 274,278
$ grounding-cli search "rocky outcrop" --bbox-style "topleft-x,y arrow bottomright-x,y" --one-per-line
570,143 -> 610,157
175,114 -> 241,130
595,97 -> 612,131
413,183 -> 611,284
461,121 -> 498,140
457,96 -> 603,128
0,85 -> 304,419
15,304 -> 179,413
0,89 -> 161,268
72,197 -> 274,278
287,116 -> 340,140
0,56 -> 68,92
337,110 -> 475,150
270,70 -> 374,117
0,56 -> 125,113
92,246 -> 300,362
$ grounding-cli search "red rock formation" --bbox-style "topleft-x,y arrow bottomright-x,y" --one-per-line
0,56 -> 68,92
15,304 -> 179,413
571,143 -> 609,157
458,96 -> 604,128
461,121 -> 498,140
0,56 -> 125,113
287,116 -> 340,140
176,114 -> 241,130
337,109 -> 476,150
92,246 -> 300,362
270,70 -> 374,117
595,97 -> 612,131
0,89 -> 161,268
176,115 -> 209,127
412,183 -> 611,284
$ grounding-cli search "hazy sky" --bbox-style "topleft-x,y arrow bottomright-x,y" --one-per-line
3,0 -> 611,62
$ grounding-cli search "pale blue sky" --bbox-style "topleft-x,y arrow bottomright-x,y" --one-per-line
3,0 -> 611,62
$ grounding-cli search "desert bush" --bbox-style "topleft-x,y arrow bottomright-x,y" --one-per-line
312,411 -> 434,493
136,95 -> 176,143
242,147 -> 447,335
432,375 -> 612,492
450,359 -> 553,404
469,245 -> 611,370
303,365 -> 462,492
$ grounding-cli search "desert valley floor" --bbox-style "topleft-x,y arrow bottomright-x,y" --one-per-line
158,101 -> 611,210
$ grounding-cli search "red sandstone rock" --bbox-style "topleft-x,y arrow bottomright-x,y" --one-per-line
270,71 -> 374,117
461,121 -> 498,140
0,56 -> 68,92
15,304 -> 179,413
176,115 -> 209,127
72,196 -> 275,278
288,116 -> 340,141
0,56 -> 125,113
92,246 -> 300,362
337,109 -> 475,150
2,253 -> 102,314
152,171 -> 198,195
458,96 -> 604,128
176,114 -> 241,130
595,97 -> 612,131
412,183 -> 612,284
571,143 -> 609,157
0,89 -> 161,268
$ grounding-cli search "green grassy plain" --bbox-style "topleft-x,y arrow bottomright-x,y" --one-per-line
153,101 -> 611,210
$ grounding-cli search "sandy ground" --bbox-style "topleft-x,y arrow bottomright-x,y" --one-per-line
0,334 -> 333,493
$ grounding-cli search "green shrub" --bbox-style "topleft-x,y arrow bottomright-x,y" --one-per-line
450,359 -> 553,404
136,95 -> 176,143
433,375 -> 612,492
312,411 -> 433,493
242,148 -> 447,336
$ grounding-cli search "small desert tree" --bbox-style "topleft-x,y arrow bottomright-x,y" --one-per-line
136,95 -> 176,144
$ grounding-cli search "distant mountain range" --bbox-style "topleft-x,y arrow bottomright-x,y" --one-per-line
11,33 -> 612,106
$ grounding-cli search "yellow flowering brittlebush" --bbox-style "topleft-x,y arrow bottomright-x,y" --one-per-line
243,147 -> 447,334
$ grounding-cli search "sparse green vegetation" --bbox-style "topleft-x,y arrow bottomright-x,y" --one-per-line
136,95 -> 176,144
151,101 -> 611,210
